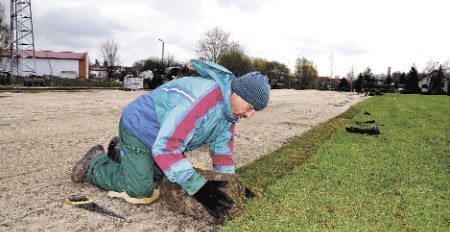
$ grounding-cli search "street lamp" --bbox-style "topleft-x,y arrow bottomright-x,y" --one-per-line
158,38 -> 164,67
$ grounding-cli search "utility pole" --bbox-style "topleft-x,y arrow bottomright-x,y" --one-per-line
158,38 -> 164,67
10,0 -> 36,78
351,66 -> 354,92
329,53 -> 333,91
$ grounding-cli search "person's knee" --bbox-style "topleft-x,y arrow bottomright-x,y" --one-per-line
126,180 -> 155,198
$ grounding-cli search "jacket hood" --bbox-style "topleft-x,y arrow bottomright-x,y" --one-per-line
190,60 -> 237,122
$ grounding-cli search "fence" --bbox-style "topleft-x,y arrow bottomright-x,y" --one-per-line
0,76 -> 122,88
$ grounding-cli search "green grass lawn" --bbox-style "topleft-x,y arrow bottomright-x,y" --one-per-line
222,94 -> 449,231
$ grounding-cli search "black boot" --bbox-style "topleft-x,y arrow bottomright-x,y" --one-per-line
107,136 -> 121,163
71,145 -> 105,183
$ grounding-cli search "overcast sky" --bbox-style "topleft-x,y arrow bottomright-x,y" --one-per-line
2,0 -> 449,76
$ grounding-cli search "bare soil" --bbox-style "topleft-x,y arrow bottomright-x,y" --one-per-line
0,89 -> 368,231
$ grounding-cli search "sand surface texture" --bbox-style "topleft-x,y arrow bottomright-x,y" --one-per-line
0,89 -> 367,231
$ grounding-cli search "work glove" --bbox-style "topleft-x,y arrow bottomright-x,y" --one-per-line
193,180 -> 234,218
245,187 -> 255,198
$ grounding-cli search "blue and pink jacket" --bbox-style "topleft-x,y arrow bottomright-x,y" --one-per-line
121,60 -> 238,195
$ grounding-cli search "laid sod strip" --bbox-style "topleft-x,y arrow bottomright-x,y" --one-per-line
236,101 -> 362,195
225,94 -> 450,231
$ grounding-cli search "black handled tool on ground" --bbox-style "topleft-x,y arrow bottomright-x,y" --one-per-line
65,195 -> 131,223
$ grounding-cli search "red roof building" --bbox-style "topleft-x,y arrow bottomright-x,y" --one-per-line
1,49 -> 89,78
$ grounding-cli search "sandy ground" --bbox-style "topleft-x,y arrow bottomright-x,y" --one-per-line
0,89 -> 368,231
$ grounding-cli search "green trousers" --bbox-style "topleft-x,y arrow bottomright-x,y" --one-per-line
87,121 -> 158,198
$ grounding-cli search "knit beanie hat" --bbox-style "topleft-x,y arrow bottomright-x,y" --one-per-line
231,71 -> 270,111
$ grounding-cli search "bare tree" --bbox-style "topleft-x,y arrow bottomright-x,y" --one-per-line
0,3 -> 10,53
196,26 -> 231,63
423,59 -> 440,74
98,38 -> 121,67
98,38 -> 121,79
228,41 -> 244,53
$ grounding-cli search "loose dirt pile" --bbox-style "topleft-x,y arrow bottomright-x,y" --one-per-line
0,89 -> 367,231
159,169 -> 247,224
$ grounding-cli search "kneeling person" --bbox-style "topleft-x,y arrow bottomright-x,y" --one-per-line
71,60 -> 270,218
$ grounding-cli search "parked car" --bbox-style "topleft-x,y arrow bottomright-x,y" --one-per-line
23,73 -> 46,86
0,69 -> 10,77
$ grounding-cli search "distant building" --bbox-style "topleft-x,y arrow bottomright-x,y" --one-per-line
89,65 -> 108,79
418,69 -> 449,94
372,74 -> 384,85
0,49 -> 89,78
317,76 -> 340,90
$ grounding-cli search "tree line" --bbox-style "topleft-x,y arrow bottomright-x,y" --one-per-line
128,26 -> 449,94
0,0 -> 448,94
129,26 -> 319,90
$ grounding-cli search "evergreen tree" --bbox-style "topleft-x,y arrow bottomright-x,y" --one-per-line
354,73 -> 363,93
448,79 -> 450,96
338,78 -> 350,91
399,72 -> 407,86
362,68 -> 375,89
384,75 -> 392,86
406,66 -> 420,93
354,68 -> 375,94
